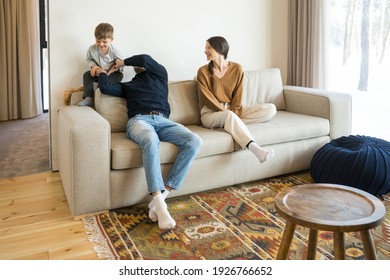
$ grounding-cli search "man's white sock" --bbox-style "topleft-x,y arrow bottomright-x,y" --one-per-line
152,193 -> 176,229
148,190 -> 170,222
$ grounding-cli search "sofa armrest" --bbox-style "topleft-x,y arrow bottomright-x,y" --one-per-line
70,91 -> 83,106
283,85 -> 352,140
57,106 -> 111,216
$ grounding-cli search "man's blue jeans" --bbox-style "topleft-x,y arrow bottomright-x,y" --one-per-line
126,114 -> 202,194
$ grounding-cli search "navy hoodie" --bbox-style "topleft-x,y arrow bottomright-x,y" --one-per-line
98,54 -> 170,119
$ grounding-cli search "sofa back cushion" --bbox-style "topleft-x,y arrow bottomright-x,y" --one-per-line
95,89 -> 128,133
167,80 -> 201,125
243,68 -> 286,110
94,68 -> 284,132
95,80 -> 201,133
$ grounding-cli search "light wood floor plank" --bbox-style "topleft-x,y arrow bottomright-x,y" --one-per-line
48,241 -> 99,260
0,172 -> 99,260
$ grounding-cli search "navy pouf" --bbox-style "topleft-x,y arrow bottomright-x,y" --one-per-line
310,135 -> 390,195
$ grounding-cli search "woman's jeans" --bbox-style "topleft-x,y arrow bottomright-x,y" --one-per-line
126,114 -> 202,194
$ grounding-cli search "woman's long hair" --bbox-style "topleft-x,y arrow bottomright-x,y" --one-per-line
207,36 -> 230,76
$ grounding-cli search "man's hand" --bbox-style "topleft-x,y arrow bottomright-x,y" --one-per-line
107,66 -> 118,76
106,59 -> 125,75
114,59 -> 125,69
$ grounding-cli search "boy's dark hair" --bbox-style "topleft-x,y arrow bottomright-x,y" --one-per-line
94,23 -> 114,39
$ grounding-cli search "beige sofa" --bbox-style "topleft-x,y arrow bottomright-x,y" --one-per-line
57,68 -> 352,217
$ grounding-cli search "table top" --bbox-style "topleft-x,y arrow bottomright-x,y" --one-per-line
275,183 -> 386,232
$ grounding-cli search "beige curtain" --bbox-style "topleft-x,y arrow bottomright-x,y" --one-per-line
0,0 -> 42,121
288,0 -> 329,89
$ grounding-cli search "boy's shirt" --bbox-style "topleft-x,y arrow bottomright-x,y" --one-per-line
86,44 -> 124,72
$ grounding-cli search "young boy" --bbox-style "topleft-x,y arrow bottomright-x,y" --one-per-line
78,23 -> 124,107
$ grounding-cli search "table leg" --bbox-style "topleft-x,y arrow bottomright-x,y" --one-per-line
276,221 -> 296,260
333,232 -> 345,260
307,229 -> 318,260
360,230 -> 377,260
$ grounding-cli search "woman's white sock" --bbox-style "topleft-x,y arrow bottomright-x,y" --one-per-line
152,193 -> 176,229
148,190 -> 170,222
248,142 -> 275,163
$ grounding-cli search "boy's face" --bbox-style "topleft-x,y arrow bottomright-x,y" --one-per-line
95,37 -> 113,54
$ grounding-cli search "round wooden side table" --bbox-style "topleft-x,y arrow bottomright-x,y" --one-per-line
275,183 -> 386,260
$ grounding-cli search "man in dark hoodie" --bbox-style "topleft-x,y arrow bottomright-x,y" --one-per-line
97,54 -> 202,230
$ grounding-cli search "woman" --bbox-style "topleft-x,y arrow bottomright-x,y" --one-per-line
197,36 -> 277,163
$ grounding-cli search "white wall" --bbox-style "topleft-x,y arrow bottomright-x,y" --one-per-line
48,0 -> 288,170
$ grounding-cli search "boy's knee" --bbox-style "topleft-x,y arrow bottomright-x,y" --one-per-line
83,71 -> 92,79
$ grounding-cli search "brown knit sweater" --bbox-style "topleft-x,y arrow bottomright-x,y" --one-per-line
197,62 -> 244,116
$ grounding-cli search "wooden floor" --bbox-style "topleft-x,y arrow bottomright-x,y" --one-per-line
0,171 -> 99,260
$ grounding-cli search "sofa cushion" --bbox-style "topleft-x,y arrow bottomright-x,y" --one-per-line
68,90 -> 83,105
110,111 -> 329,170
111,125 -> 235,170
168,80 -> 201,125
237,111 -> 329,150
243,68 -> 286,110
94,89 -> 128,133
94,80 -> 201,133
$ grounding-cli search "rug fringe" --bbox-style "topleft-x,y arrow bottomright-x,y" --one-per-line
83,216 -> 116,260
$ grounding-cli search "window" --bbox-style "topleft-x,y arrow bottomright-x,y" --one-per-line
328,0 -> 390,140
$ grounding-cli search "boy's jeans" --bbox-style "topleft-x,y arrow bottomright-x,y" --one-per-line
126,114 -> 202,194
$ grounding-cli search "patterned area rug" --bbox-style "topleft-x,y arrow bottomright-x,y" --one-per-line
83,172 -> 390,260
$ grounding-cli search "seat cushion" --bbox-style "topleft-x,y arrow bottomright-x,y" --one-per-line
111,125 -> 234,170
238,111 -> 330,150
310,135 -> 390,195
